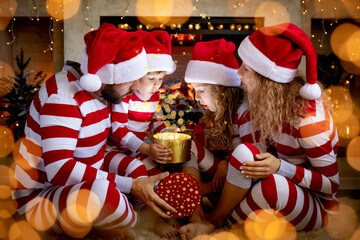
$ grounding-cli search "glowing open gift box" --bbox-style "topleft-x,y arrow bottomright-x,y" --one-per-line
152,132 -> 192,164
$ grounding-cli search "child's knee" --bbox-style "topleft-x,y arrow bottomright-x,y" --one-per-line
230,143 -> 261,167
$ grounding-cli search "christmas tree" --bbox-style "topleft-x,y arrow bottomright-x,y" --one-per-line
0,49 -> 46,140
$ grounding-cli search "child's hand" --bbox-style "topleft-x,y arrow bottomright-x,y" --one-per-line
139,143 -> 173,164
212,160 -> 228,192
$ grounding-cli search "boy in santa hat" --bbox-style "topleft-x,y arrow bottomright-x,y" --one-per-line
12,23 -> 176,239
107,29 -> 179,238
206,23 -> 339,233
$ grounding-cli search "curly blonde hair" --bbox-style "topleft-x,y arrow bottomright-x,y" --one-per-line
200,85 -> 243,151
245,73 -> 327,144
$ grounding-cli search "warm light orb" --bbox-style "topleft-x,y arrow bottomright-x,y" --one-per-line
350,227 -> 360,240
11,138 -> 23,162
9,220 -> 41,240
0,199 -> 16,218
212,231 -> 240,240
337,113 -> 360,146
244,209 -> 292,240
136,0 -> 191,27
325,204 -> 358,239
0,186 -> 11,199
330,23 -> 360,62
0,125 -> 14,158
0,0 -> 18,30
0,218 -> 14,239
346,136 -> 360,172
255,1 -> 290,27
46,0 -> 81,20
192,234 -> 213,240
340,58 -> 360,75
67,189 -> 101,225
26,197 -> 57,231
60,209 -> 92,238
325,86 -> 353,124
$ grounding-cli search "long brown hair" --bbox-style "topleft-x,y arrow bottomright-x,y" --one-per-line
200,85 -> 243,151
245,73 -> 326,144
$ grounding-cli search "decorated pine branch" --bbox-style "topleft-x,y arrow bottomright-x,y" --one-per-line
0,49 -> 46,140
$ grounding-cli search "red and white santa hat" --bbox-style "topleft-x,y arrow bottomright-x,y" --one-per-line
80,23 -> 148,92
238,23 -> 321,100
185,39 -> 241,87
137,30 -> 176,75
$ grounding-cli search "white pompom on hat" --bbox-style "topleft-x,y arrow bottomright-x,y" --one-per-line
137,30 -> 176,75
80,23 -> 148,92
185,39 -> 241,87
238,23 -> 321,100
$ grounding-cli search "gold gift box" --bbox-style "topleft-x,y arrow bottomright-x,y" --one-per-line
152,133 -> 192,163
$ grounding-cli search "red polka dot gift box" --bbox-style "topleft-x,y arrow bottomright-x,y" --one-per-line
156,172 -> 201,218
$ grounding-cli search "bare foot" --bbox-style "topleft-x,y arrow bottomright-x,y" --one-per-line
178,221 -> 215,240
154,217 -> 179,238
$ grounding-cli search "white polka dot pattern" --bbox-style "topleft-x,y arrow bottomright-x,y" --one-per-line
155,173 -> 201,218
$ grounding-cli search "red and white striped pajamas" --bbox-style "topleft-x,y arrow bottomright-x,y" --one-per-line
109,90 -> 166,175
182,125 -> 242,180
227,101 -> 339,230
12,66 -> 147,237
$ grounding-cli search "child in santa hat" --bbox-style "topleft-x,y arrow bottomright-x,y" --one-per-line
107,30 -> 179,238
178,38 -> 243,239
206,23 -> 339,233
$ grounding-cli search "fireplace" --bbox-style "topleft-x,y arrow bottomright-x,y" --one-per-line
101,16 -> 262,131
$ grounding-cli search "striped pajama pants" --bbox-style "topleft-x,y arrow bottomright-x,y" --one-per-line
24,152 -> 147,238
181,139 -> 219,177
226,143 -> 326,231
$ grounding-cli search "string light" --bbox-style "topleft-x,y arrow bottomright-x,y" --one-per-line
6,18 -> 16,45
85,0 -> 93,31
44,18 -> 54,53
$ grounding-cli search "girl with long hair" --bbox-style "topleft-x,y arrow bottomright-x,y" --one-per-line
207,23 -> 339,233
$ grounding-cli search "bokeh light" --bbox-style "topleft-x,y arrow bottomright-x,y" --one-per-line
60,208 -> 92,238
330,23 -> 360,63
0,61 -> 15,97
337,113 -> 360,147
0,0 -> 17,30
325,204 -> 358,239
0,185 -> 11,199
12,138 -> 23,162
26,197 -> 57,231
0,199 -> 16,219
340,58 -> 360,75
67,189 -> 101,225
0,217 -> 15,239
8,220 -> 41,240
211,231 -> 239,240
350,227 -> 360,240
346,136 -> 360,172
136,0 -> 192,27
192,234 -> 212,240
0,165 -> 14,189
229,225 -> 247,239
325,86 -> 353,124
46,0 -> 81,20
255,1 -> 290,28
0,125 -> 15,158
244,209 -> 295,240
